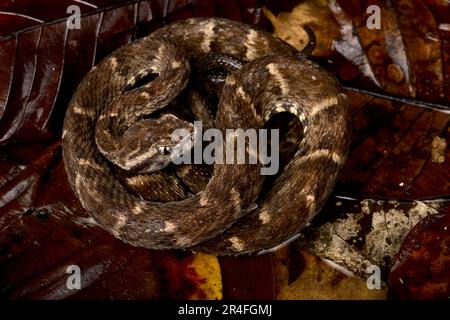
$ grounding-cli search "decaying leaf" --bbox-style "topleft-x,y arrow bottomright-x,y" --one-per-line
299,198 -> 446,280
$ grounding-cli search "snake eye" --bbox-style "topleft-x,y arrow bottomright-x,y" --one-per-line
158,146 -> 172,155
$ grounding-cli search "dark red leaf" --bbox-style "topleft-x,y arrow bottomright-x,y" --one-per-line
389,207 -> 450,300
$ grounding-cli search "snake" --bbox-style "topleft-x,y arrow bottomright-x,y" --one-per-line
62,17 -> 351,255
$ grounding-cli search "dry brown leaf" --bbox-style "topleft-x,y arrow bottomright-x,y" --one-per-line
300,199 -> 445,280
263,0 -> 340,57
275,249 -> 387,300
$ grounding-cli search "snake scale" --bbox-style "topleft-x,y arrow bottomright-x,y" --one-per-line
62,17 -> 351,255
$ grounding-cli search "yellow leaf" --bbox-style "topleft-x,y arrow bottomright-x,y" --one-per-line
275,250 -> 387,300
188,253 -> 222,300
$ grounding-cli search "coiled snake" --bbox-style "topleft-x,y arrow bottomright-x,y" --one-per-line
62,17 -> 351,255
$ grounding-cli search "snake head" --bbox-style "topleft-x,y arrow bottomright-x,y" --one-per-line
97,113 -> 194,173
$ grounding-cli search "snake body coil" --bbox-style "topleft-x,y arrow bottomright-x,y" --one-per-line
62,17 -> 351,255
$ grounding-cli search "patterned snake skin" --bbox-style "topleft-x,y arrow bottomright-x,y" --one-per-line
62,17 -> 351,255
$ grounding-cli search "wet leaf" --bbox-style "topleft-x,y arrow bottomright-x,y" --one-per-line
389,207 -> 450,300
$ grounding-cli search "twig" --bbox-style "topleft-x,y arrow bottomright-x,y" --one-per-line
343,86 -> 450,114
